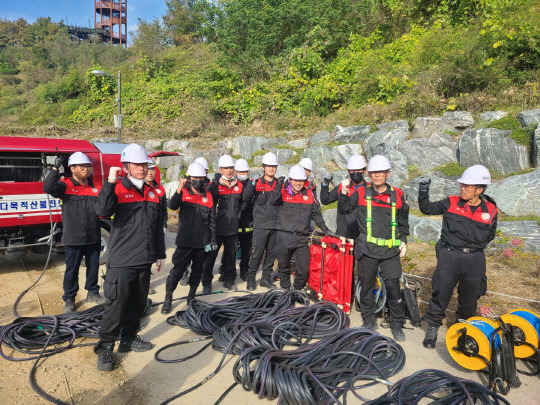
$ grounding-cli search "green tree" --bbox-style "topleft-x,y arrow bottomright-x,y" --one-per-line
131,18 -> 169,56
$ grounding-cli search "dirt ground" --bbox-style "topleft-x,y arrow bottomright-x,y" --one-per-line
1,234 -> 540,404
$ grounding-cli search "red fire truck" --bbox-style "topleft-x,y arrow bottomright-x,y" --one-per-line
0,136 -> 171,263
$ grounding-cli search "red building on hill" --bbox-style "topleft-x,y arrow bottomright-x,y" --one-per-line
94,0 -> 127,46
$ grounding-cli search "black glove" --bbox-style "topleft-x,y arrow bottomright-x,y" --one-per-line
323,174 -> 333,184
419,178 -> 431,192
277,176 -> 285,184
252,174 -> 260,185
54,157 -> 64,169
213,172 -> 221,183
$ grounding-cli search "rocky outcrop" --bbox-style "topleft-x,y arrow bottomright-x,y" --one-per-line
166,164 -> 182,181
363,127 -> 408,159
441,111 -> 474,130
409,215 -> 442,243
497,221 -> 540,253
458,128 -> 529,174
334,125 -> 371,143
412,117 -> 442,138
310,131 -> 332,146
518,108 -> 540,128
331,144 -> 364,170
480,111 -> 508,123
400,133 -> 458,172
163,140 -> 189,151
155,155 -> 183,169
302,145 -> 332,168
232,136 -> 267,160
534,127 -> 540,167
287,139 -> 309,149
487,168 -> 540,216
377,120 -> 409,131
253,148 -> 295,165
413,112 -> 473,138
322,209 -> 337,233
145,139 -> 163,150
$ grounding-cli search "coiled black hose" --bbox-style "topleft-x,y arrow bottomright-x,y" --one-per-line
166,289 -> 308,335
212,301 -> 350,354
231,327 -> 405,405
364,369 -> 511,405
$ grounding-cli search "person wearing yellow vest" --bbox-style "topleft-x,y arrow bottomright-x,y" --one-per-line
339,155 -> 409,341
419,165 -> 498,349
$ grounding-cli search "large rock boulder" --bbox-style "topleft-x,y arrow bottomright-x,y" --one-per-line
441,111 -> 474,130
322,209 -> 337,233
331,144 -> 364,170
402,171 -> 459,210
497,221 -> 540,253
232,136 -> 267,159
287,138 -> 309,149
334,125 -> 371,143
302,145 -> 332,168
480,111 -> 508,123
263,137 -> 287,149
310,131 -> 332,146
181,149 -> 200,166
329,170 -> 349,185
363,127 -> 408,159
155,155 -> 183,169
518,108 -> 540,128
487,168 -> 540,216
400,133 -> 458,172
413,117 -> 443,138
203,149 -> 226,171
386,149 -> 409,188
166,164 -> 183,181
534,127 -> 540,167
458,128 -> 529,174
163,139 -> 190,151
377,120 -> 409,131
409,215 -> 442,243
145,139 -> 163,150
275,164 -> 292,179
219,139 -> 234,150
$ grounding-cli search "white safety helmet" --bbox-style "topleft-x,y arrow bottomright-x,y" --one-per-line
121,144 -> 151,164
347,154 -> 367,170
234,158 -> 250,172
148,164 -> 156,169
194,157 -> 209,171
218,154 -> 235,168
288,165 -> 308,180
299,158 -> 313,171
457,164 -> 492,185
262,152 -> 278,166
186,162 -> 207,177
68,152 -> 91,166
367,155 -> 391,171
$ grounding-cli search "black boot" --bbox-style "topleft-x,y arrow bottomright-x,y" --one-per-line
95,342 -> 114,371
390,319 -> 406,342
246,276 -> 256,291
423,324 -> 439,349
180,270 -> 189,286
187,286 -> 197,305
239,267 -> 248,281
362,314 -> 379,331
161,291 -> 173,314
260,277 -> 276,289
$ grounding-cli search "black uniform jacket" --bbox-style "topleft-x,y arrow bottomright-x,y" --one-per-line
207,177 -> 246,236
95,177 -> 166,268
238,179 -> 254,230
169,186 -> 216,248
322,181 -> 368,239
243,176 -> 279,230
419,191 -> 498,249
269,180 -> 329,235
43,170 -> 101,246
339,184 -> 409,259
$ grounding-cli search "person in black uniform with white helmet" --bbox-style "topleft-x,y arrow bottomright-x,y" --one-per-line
419,164 -> 498,349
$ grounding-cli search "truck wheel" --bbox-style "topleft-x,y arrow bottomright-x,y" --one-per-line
99,225 -> 110,265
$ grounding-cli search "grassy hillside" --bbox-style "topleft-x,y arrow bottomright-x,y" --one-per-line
1,0 -> 539,142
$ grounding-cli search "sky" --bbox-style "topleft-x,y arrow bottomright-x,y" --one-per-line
0,0 -> 168,41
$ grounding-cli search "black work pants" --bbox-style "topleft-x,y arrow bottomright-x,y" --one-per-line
248,228 -> 277,279
166,246 -> 205,292
98,264 -> 151,344
237,230 -> 253,270
63,243 -> 101,301
202,234 -> 237,285
424,248 -> 487,326
276,231 -> 310,290
357,254 -> 404,322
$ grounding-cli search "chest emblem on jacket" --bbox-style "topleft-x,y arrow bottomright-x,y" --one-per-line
92,188 -> 98,193
234,186 -> 239,191
303,195 -> 308,201
149,191 -> 155,199
156,189 -> 162,194
481,213 -> 490,221
202,197 -> 208,203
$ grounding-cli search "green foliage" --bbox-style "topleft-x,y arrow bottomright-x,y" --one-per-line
434,162 -> 466,176
509,128 -> 533,147
485,115 -> 521,130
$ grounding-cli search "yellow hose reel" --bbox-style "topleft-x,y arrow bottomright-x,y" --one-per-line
499,309 -> 540,359
446,316 -> 502,370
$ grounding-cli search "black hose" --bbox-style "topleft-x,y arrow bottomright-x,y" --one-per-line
364,369 -> 512,405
